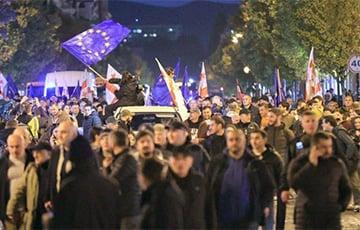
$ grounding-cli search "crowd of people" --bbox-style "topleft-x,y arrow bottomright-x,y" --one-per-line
0,90 -> 359,229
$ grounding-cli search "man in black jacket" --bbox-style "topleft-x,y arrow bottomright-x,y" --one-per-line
288,131 -> 352,229
103,129 -> 141,229
165,146 -> 217,229
207,127 -> 274,229
249,129 -> 283,230
52,135 -> 119,229
203,116 -> 226,158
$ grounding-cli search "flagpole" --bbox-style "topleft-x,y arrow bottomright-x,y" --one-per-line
88,66 -> 107,81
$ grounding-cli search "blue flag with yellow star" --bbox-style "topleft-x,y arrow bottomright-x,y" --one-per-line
61,20 -> 130,66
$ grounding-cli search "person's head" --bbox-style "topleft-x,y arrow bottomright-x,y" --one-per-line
108,129 -> 129,149
208,116 -> 225,135
353,116 -> 360,130
13,127 -> 32,148
168,146 -> 194,178
297,99 -> 306,110
105,116 -> 118,130
189,107 -> 201,123
32,142 -> 52,165
239,108 -> 251,123
286,97 -> 294,106
267,108 -> 282,126
57,121 -> 78,147
63,104 -> 71,115
99,132 -> 111,152
138,123 -> 155,134
7,134 -> 26,159
225,126 -> 246,157
250,129 -> 267,150
138,158 -> 164,190
301,110 -> 319,134
242,95 -> 252,107
165,67 -> 175,78
128,132 -> 136,147
321,115 -> 337,132
167,121 -> 189,147
344,95 -> 354,108
49,103 -> 60,117
202,106 -> 212,120
89,126 -> 103,143
327,101 -> 339,113
259,103 -> 271,118
71,103 -> 80,115
188,99 -> 199,110
5,120 -> 18,129
153,124 -> 167,146
69,135 -> 96,169
279,101 -> 290,114
135,130 -> 155,159
96,104 -> 103,113
84,104 -> 93,117
119,109 -> 134,123
310,131 -> 333,159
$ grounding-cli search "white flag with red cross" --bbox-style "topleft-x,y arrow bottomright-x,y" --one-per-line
106,64 -> 121,104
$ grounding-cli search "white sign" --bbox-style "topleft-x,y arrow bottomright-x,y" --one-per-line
348,55 -> 360,73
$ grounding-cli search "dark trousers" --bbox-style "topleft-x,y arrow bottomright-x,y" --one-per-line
276,191 -> 286,230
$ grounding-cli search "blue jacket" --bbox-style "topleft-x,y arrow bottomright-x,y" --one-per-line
82,112 -> 102,140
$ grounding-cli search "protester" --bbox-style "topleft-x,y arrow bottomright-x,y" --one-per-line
82,104 -> 102,140
6,142 -> 51,229
52,135 -> 119,229
207,127 -> 274,229
288,132 -> 352,229
133,130 -> 166,164
102,129 -> 141,229
203,116 -> 226,158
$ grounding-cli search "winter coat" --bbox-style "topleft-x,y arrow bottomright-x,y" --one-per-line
52,162 -> 120,229
207,150 -> 275,225
264,123 -> 294,161
102,148 -> 141,218
0,151 -> 33,221
288,154 -> 351,229
114,79 -> 144,106
203,134 -> 226,158
6,162 -> 49,230
82,112 -> 102,140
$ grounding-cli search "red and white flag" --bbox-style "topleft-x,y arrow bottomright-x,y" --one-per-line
62,83 -> 69,98
236,79 -> 244,102
106,64 -> 121,104
155,58 -> 188,119
80,78 -> 93,102
305,47 -> 322,101
198,62 -> 208,99
55,79 -> 61,97
0,71 -> 7,97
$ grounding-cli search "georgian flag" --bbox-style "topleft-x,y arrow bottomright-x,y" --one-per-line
106,64 -> 121,104
198,62 -> 208,99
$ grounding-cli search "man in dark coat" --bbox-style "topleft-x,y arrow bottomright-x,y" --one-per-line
207,127 -> 274,229
164,146 -> 217,229
203,116 -> 226,158
52,135 -> 119,229
102,129 -> 141,229
242,95 -> 261,126
288,131 -> 352,229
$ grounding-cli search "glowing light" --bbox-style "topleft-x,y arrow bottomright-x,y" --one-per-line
244,66 -> 251,74
232,36 -> 238,44
168,28 -> 173,32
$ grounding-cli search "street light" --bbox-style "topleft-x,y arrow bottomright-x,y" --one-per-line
231,36 -> 239,44
244,66 -> 251,74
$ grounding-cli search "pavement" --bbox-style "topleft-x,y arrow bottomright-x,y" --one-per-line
283,200 -> 360,230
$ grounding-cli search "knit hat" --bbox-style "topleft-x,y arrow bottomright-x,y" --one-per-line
69,135 -> 95,164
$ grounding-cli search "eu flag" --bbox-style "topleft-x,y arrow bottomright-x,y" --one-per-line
181,66 -> 190,103
61,20 -> 130,66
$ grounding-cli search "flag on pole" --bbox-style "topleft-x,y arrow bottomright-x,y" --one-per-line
181,65 -> 191,103
28,83 -> 35,98
72,80 -> 81,98
305,47 -> 322,101
80,78 -> 93,102
62,83 -> 69,98
236,79 -> 245,102
61,19 -> 130,66
155,58 -> 188,119
55,79 -> 61,97
0,71 -> 8,98
152,59 -> 180,106
5,74 -> 18,98
198,62 -> 208,99
106,64 -> 121,104
274,68 -> 285,106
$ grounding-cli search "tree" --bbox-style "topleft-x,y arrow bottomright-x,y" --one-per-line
0,0 -> 62,83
